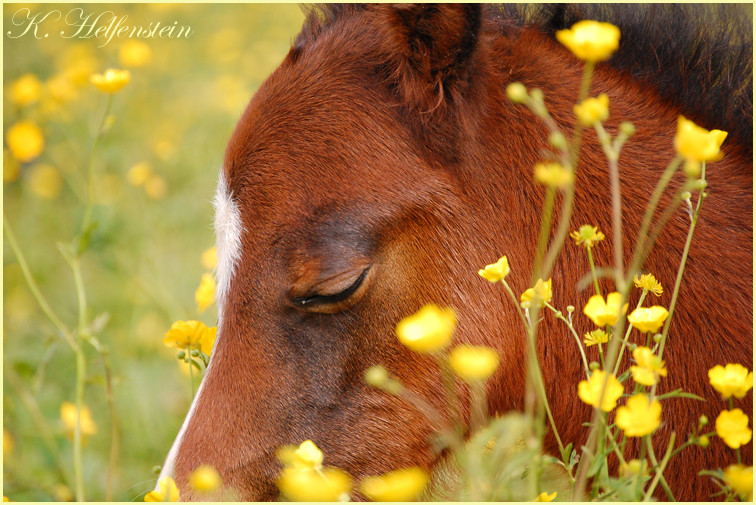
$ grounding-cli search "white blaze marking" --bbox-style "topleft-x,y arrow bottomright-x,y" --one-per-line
157,169 -> 243,485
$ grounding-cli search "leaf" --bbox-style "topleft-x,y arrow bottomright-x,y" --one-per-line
656,388 -> 706,402
75,220 -> 99,256
89,313 -> 111,334
561,442 -> 574,466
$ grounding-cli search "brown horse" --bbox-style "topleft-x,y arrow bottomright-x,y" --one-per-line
159,4 -> 752,501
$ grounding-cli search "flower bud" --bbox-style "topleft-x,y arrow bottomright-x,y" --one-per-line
177,350 -> 186,360
152,465 -> 162,475
697,435 -> 710,447
699,415 -> 709,426
681,191 -> 692,201
566,305 -> 575,313
191,349 -> 200,357
589,361 -> 600,371
653,333 -> 662,343
620,121 -> 636,137
695,179 -> 707,190
506,82 -> 528,104
365,365 -> 389,388
548,131 -> 568,150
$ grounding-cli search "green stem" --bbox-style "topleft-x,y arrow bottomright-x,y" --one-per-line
532,187 -> 556,283
79,94 -> 113,240
595,122 -> 625,289
545,302 -> 590,376
613,291 -> 648,377
643,433 -> 676,501
469,380 -> 487,434
188,354 -> 196,399
3,216 -> 77,350
501,281 -> 530,331
73,349 -> 86,502
586,246 -> 601,296
657,164 -> 705,361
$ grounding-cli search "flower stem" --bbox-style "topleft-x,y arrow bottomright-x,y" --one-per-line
643,433 -> 676,501
612,291 -> 648,377
469,380 -> 487,434
586,246 -> 601,296
79,94 -> 113,243
532,186 -> 556,282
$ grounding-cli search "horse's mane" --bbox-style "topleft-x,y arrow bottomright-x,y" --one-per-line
296,4 -> 753,146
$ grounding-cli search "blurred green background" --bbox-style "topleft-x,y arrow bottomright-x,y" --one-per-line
3,4 -> 305,501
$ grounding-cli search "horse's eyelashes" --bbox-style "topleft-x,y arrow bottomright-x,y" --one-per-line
290,266 -> 372,313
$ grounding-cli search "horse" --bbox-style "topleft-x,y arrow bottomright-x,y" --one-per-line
159,4 -> 752,501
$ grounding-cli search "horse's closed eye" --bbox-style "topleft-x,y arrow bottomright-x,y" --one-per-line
289,266 -> 373,314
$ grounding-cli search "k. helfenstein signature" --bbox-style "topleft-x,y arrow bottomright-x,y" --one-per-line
6,7 -> 192,47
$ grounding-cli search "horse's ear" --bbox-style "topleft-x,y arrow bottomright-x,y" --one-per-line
378,3 -> 482,112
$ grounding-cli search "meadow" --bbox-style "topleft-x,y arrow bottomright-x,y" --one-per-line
3,4 -> 304,501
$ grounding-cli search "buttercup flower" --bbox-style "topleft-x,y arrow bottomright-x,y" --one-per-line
570,225 -> 605,248
163,320 -> 217,356
616,394 -> 661,437
127,162 -> 152,187
6,121 -> 44,162
119,40 -> 152,67
202,246 -> 219,270
584,329 -> 609,347
583,292 -> 627,327
396,304 -> 456,353
27,163 -> 63,200
189,465 -> 222,493
633,273 -> 663,297
9,73 -> 42,106
293,440 -> 323,470
360,467 -> 429,502
448,345 -> 500,381
478,256 -> 510,283
534,162 -> 573,188
277,467 -> 353,502
520,278 -> 552,309
627,306 -> 668,333
708,364 -> 753,400
674,116 -> 727,162
574,94 -> 609,126
533,491 -> 557,502
715,409 -> 752,449
578,370 -> 623,412
556,20 -> 621,62
60,402 -> 97,439
630,346 -> 667,386
723,465 -> 753,501
195,273 -> 216,313
144,476 -> 180,502
90,69 -> 131,93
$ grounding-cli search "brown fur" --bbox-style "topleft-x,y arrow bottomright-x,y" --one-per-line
171,5 -> 752,501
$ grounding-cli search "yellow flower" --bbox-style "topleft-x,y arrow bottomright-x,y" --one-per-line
47,73 -> 78,103
6,121 -> 44,162
144,174 -> 167,199
574,94 -> 609,126
584,329 -> 609,347
630,346 -> 667,386
533,491 -> 557,502
27,163 -> 63,200
119,40 -> 152,67
633,273 -> 663,297
195,273 -> 216,313
189,465 -> 222,493
293,440 -> 323,470
60,402 -> 97,438
3,429 -> 14,458
8,73 -> 42,106
478,255 -> 510,283
615,394 -> 661,437
163,320 -> 217,356
144,476 -> 180,502
555,20 -> 621,62
534,162 -> 573,188
277,467 -> 353,502
627,306 -> 669,333
520,278 -> 552,309
578,370 -> 623,412
90,69 -> 131,93
202,246 -> 219,270
360,467 -> 429,502
570,225 -> 605,247
396,304 -> 456,353
583,292 -> 627,327
448,345 -> 500,381
3,497 -> 8,502
723,465 -> 753,502
127,162 -> 152,186
708,364 -> 753,400
674,116 -> 727,162
715,409 -> 752,449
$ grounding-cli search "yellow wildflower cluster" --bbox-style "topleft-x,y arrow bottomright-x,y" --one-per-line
276,440 -> 353,501
583,292 -> 627,327
478,255 -> 510,283
6,121 -> 44,162
556,20 -> 621,62
630,347 -> 667,386
627,306 -> 668,333
90,68 -> 131,93
448,345 -> 500,381
520,278 -> 552,309
570,225 -> 605,248
615,394 -> 661,437
8,73 -> 42,107
396,304 -> 456,353
633,273 -> 663,297
574,94 -> 609,126
708,364 -> 753,399
144,476 -> 180,502
578,370 -> 623,412
715,409 -> 751,450
163,320 -> 216,356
